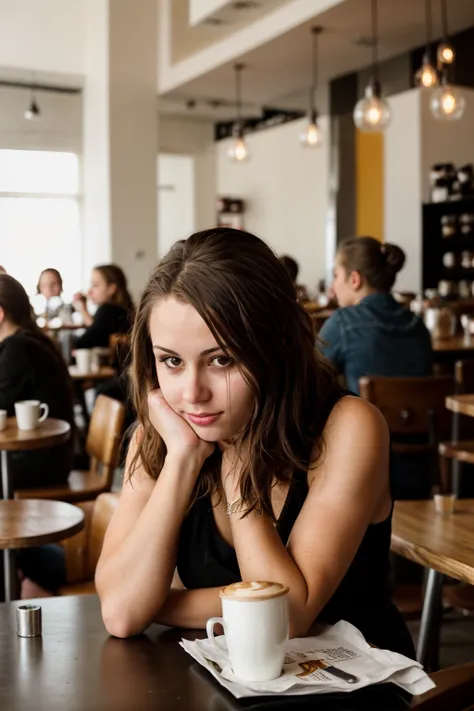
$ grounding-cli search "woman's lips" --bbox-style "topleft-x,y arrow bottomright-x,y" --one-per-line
186,412 -> 221,427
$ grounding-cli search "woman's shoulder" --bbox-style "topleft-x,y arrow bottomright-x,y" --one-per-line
319,393 -> 388,458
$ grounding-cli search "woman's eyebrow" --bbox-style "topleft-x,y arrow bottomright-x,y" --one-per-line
152,345 -> 222,356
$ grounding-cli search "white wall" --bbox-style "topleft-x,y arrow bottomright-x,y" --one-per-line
384,89 -> 422,292
158,154 -> 195,256
159,116 -> 216,231
217,117 -> 329,292
0,0 -> 84,75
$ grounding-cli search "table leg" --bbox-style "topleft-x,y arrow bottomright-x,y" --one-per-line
3,549 -> 19,602
417,568 -> 443,672
452,411 -> 462,496
1,449 -> 12,500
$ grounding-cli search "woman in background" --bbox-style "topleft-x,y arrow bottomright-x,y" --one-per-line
73,264 -> 134,349
319,237 -> 433,501
319,237 -> 432,394
0,274 -> 75,599
37,268 -> 63,300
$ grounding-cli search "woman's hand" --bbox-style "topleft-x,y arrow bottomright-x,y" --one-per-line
147,389 -> 214,465
72,292 -> 87,313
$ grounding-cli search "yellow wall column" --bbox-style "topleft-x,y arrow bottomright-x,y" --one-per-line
355,129 -> 384,241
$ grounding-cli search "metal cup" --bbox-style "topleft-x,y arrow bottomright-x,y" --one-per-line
16,604 -> 42,637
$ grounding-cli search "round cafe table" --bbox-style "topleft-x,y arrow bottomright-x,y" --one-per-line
0,499 -> 84,602
0,418 -> 71,501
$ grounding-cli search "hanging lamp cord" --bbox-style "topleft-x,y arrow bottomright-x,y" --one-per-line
235,63 -> 243,127
371,0 -> 379,82
440,0 -> 448,40
425,0 -> 433,48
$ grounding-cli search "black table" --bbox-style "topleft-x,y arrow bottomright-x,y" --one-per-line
0,595 -> 413,711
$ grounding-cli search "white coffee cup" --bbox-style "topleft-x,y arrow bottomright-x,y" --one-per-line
206,581 -> 289,682
15,400 -> 49,431
75,349 -> 92,374
0,409 -> 7,431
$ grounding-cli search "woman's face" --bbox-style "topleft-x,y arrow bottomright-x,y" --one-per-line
331,257 -> 359,308
88,270 -> 116,306
149,297 -> 254,444
39,271 -> 62,299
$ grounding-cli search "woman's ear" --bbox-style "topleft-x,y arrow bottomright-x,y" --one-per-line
349,270 -> 363,291
0,306 -> 5,326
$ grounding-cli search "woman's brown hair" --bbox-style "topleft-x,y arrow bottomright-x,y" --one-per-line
129,228 -> 337,520
36,268 -> 63,295
338,237 -> 405,292
0,274 -> 73,397
94,264 -> 135,318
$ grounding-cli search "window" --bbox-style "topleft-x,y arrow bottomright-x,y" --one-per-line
0,150 -> 81,299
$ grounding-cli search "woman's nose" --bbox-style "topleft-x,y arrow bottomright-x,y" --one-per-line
182,368 -> 211,404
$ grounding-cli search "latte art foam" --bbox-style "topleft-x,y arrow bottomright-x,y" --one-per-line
220,581 -> 289,601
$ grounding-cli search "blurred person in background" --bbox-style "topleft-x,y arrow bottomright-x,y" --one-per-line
281,255 -> 310,304
73,264 -> 134,349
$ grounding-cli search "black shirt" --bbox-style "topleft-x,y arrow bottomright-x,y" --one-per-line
0,330 -> 74,492
75,303 -> 131,349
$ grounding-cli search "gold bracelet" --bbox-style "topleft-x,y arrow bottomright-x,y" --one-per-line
225,497 -> 243,517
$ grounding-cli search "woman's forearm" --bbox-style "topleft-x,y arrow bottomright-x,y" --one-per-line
230,512 -> 311,636
156,587 -> 223,629
96,454 -> 201,637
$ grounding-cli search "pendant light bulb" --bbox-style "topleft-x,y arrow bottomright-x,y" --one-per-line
415,53 -> 438,88
354,81 -> 391,132
24,96 -> 41,121
300,27 -> 323,148
228,63 -> 249,163
227,133 -> 249,162
430,82 -> 466,121
300,119 -> 323,147
437,41 -> 454,65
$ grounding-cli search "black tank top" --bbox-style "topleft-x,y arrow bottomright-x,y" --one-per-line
176,392 -> 415,658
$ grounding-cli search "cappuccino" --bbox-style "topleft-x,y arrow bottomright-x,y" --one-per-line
207,580 -> 289,682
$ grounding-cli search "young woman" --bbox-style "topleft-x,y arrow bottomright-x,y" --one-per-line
73,265 -> 134,349
37,268 -> 63,300
0,274 -> 74,492
96,228 -> 414,658
319,237 -> 433,394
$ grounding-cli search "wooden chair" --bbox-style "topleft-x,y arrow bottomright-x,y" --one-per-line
359,375 -> 454,458
410,662 -> 474,710
359,375 -> 455,619
59,492 -> 119,595
109,332 -> 131,370
15,395 -> 125,503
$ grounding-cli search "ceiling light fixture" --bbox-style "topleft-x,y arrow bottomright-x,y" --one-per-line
430,67 -> 466,121
353,0 -> 391,132
227,63 -> 249,162
415,0 -> 438,88
24,92 -> 40,120
437,0 -> 454,67
300,26 -> 323,148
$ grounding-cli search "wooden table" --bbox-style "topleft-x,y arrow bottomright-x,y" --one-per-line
392,499 -> 474,671
445,394 -> 474,417
0,595 -> 413,711
0,500 -> 84,602
0,418 -> 71,500
68,365 -> 116,381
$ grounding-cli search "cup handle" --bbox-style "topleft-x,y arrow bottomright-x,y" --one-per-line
206,617 -> 228,656
38,403 -> 49,423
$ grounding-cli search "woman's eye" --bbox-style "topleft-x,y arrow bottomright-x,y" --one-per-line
160,356 -> 182,369
211,355 -> 233,368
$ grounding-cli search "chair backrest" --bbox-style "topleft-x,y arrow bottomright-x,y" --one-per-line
109,332 -> 131,370
63,492 -> 119,584
86,395 -> 126,488
455,359 -> 474,394
410,661 -> 474,710
359,375 -> 454,442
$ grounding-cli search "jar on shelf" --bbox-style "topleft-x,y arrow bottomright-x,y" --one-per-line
459,280 -> 471,299
460,213 -> 474,236
438,280 -> 457,298
441,214 -> 457,238
461,251 -> 473,269
442,252 -> 456,268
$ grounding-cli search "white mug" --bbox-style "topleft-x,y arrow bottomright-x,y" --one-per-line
0,409 -> 7,431
75,349 -> 92,374
206,581 -> 289,682
15,400 -> 49,431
